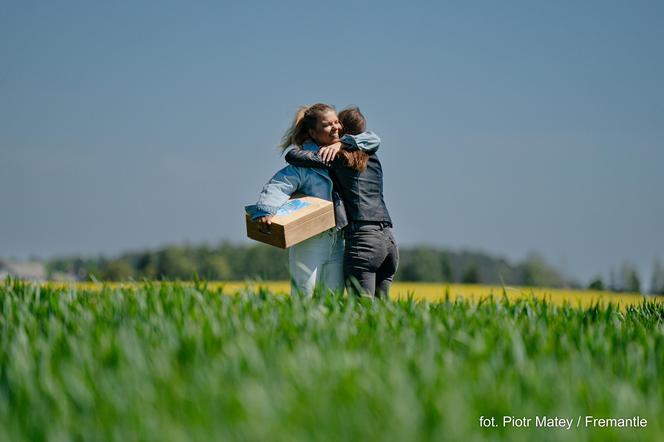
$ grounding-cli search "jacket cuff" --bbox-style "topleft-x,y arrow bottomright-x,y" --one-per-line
340,134 -> 358,150
257,203 -> 279,215
245,204 -> 279,219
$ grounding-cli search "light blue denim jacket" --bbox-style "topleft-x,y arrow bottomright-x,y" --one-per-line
245,132 -> 381,219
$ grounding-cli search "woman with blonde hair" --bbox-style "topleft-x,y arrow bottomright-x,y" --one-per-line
285,107 -> 398,298
245,103 -> 380,296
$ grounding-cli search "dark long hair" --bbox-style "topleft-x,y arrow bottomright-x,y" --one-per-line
339,106 -> 369,172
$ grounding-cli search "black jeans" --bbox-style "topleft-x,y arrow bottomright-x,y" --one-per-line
343,223 -> 399,298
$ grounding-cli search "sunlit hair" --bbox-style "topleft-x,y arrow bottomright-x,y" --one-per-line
279,103 -> 336,151
339,106 -> 369,172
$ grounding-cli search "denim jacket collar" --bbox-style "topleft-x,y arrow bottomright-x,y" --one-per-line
302,140 -> 318,151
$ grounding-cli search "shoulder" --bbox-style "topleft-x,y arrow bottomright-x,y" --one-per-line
271,164 -> 304,180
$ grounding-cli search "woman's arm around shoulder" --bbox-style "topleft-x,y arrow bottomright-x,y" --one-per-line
284,146 -> 334,170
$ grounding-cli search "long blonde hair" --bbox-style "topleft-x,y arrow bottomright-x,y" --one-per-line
279,103 -> 335,151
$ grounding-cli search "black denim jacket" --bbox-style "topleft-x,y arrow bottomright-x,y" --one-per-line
284,149 -> 392,227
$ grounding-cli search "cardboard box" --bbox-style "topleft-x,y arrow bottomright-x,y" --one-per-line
245,196 -> 335,248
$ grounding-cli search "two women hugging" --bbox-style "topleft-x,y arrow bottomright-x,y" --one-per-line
246,103 -> 398,298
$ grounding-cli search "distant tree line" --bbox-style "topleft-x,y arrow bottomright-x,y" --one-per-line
45,242 -> 664,293
48,243 -> 287,282
586,259 -> 664,295
47,242 -> 572,288
396,248 -> 568,287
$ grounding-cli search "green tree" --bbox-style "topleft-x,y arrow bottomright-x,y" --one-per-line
157,246 -> 197,279
237,245 -> 289,280
199,255 -> 233,280
103,260 -> 135,281
587,277 -> 604,291
396,248 -> 452,282
518,252 -> 566,287
616,263 -> 640,293
650,258 -> 664,295
136,252 -> 159,278
461,265 -> 479,284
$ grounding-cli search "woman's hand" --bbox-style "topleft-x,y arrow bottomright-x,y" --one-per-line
319,142 -> 342,163
257,216 -> 274,234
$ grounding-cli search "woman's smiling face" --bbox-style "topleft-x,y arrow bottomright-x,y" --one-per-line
309,110 -> 341,146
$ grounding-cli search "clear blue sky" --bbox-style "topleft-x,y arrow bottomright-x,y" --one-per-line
1,0 -> 662,286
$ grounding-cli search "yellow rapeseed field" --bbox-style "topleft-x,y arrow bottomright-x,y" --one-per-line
43,281 -> 662,309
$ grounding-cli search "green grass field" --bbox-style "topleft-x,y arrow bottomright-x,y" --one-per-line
1,279 -> 663,441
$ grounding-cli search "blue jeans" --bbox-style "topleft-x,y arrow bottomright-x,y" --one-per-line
288,228 -> 344,296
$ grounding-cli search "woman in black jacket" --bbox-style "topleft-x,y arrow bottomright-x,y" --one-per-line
285,107 -> 398,298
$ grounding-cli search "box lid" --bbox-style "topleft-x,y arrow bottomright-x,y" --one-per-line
270,196 -> 333,228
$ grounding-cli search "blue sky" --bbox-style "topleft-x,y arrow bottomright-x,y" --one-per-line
1,0 -> 662,285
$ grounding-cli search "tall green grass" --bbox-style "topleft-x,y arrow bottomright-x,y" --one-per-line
1,279 -> 663,441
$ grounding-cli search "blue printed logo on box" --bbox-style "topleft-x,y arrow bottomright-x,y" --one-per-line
276,199 -> 311,216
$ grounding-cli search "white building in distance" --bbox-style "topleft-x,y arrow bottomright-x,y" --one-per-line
0,259 -> 47,282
